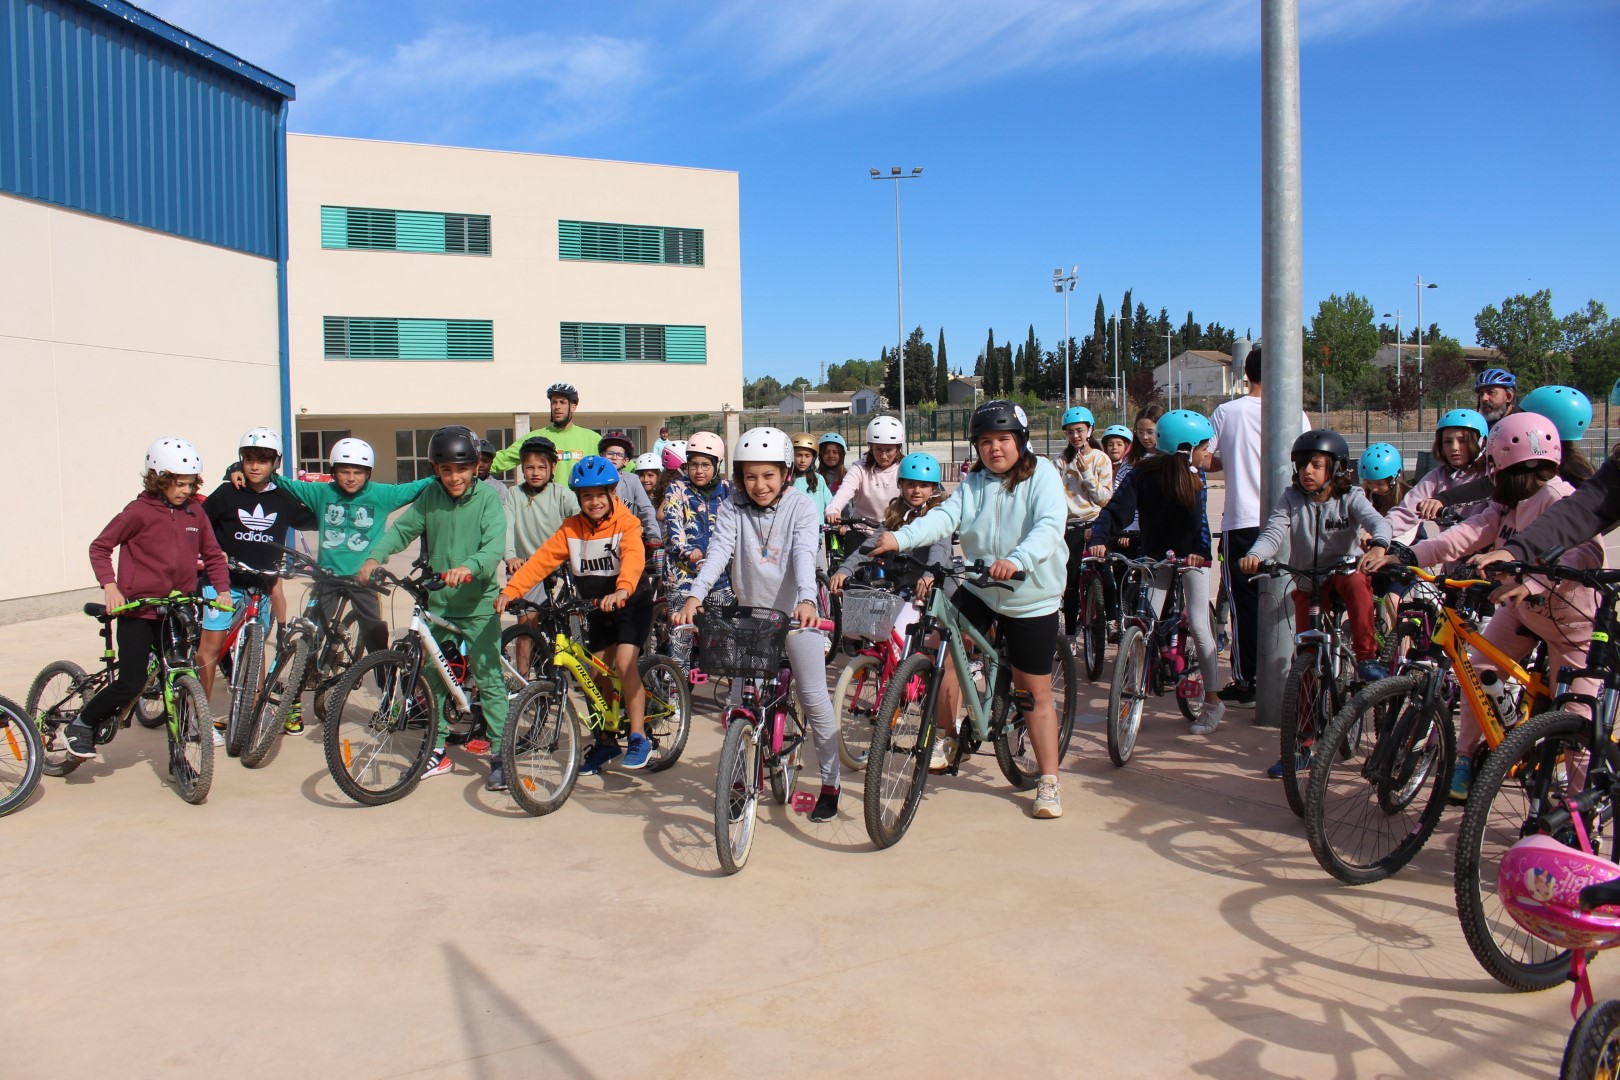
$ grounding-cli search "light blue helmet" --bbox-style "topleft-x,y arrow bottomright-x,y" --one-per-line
1520,385 -> 1592,442
897,452 -> 942,484
1436,408 -> 1489,442
1358,443 -> 1403,481
1156,410 -> 1214,454
817,432 -> 847,450
1062,406 -> 1095,428
1101,424 -> 1133,443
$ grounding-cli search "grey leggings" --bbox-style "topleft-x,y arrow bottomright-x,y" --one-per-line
1145,565 -> 1219,691
726,626 -> 841,788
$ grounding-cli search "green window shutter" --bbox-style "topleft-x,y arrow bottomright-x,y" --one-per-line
345,208 -> 397,250
559,220 -> 703,265
345,318 -> 400,358
560,323 -> 705,363
665,325 -> 707,363
444,214 -> 491,256
320,207 -> 348,249
397,319 -> 449,358
664,227 -> 704,266
558,220 -> 583,259
325,318 -> 493,360
561,323 -> 626,361
447,320 -> 494,359
395,212 -> 448,253
323,316 -> 348,357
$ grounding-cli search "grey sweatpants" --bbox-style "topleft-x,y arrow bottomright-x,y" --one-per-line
726,626 -> 841,788
1145,565 -> 1219,691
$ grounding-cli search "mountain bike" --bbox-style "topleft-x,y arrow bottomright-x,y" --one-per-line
0,695 -> 42,816
1106,553 -> 1206,767
28,592 -> 229,804
832,571 -> 922,771
216,562 -> 280,759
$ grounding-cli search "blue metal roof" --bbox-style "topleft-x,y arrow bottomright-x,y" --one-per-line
74,0 -> 294,99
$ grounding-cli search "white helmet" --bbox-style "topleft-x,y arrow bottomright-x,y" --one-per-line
145,437 -> 202,475
686,431 -> 727,464
239,426 -> 283,456
734,426 -> 793,466
633,452 -> 661,472
330,437 -> 375,469
866,415 -> 904,445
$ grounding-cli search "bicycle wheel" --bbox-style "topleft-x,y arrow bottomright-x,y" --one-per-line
167,674 -> 214,805
502,679 -> 580,816
27,660 -> 89,778
323,649 -> 437,806
833,652 -> 883,771
995,640 -> 1078,788
1107,627 -> 1149,767
1304,674 -> 1453,884
225,620 -> 265,758
500,624 -> 550,689
816,573 -> 836,662
1174,624 -> 1205,724
863,652 -> 936,850
1081,573 -> 1107,682
1563,999 -> 1620,1080
135,669 -> 166,728
638,656 -> 691,772
243,638 -> 308,768
715,713 -> 763,874
1456,709 -> 1615,991
1278,651 -> 1322,818
0,695 -> 44,816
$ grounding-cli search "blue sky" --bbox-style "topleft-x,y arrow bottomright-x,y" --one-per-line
165,0 -> 1619,382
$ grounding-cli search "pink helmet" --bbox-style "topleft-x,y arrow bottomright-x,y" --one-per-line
660,440 -> 687,470
686,431 -> 726,465
1485,411 -> 1561,476
1498,835 -> 1620,952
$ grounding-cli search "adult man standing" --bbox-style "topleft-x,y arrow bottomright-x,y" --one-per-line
490,382 -> 599,485
1206,346 -> 1312,704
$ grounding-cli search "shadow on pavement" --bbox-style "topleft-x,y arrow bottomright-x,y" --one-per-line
443,942 -> 599,1079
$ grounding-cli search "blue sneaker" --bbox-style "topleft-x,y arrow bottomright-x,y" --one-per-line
1449,755 -> 1473,802
1356,660 -> 1390,684
579,742 -> 621,776
1265,749 -> 1310,780
621,733 -> 653,770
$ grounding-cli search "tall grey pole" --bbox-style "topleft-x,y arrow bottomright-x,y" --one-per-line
893,178 -> 905,433
1256,0 -> 1306,727
1112,316 -> 1121,420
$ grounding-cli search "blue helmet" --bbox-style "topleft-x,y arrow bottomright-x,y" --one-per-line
1358,443 -> 1403,481
1101,424 -> 1133,443
897,452 -> 942,484
1436,408 -> 1489,442
1475,367 -> 1517,390
1520,385 -> 1592,442
1062,406 -> 1095,428
568,455 -> 621,491
817,432 -> 847,450
1156,410 -> 1214,454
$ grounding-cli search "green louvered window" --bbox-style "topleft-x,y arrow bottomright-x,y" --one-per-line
324,317 -> 494,361
320,207 -> 491,255
558,220 -> 703,266
560,323 -> 705,364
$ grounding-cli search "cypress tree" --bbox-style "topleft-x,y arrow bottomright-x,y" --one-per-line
936,329 -> 949,403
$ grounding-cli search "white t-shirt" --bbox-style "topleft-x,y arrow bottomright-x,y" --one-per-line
1210,395 -> 1312,531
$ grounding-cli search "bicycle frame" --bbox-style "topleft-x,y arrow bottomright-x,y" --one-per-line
918,589 -> 1007,744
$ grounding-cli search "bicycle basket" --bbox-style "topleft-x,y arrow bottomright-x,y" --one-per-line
840,585 -> 909,643
694,606 -> 790,679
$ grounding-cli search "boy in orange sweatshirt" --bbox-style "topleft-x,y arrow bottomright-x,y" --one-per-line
496,455 -> 654,771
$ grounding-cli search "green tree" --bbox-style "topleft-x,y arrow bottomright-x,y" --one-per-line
1475,290 -> 1566,384
1000,341 -> 1015,397
1131,302 -> 1154,368
880,327 -> 935,410
1563,300 -> 1620,396
982,327 -> 999,395
1423,337 -> 1472,406
936,329 -> 949,402
1304,292 -> 1380,389
744,375 -> 785,409
1119,290 -> 1134,375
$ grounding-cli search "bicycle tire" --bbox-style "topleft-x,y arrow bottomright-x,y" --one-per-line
715,712 -> 763,874
637,656 -> 691,772
28,660 -> 89,778
816,573 -> 837,663
1107,627 -> 1149,767
312,612 -> 364,687
502,680 -> 580,816
995,640 -> 1078,788
863,652 -> 936,850
167,674 -> 214,804
0,694 -> 44,816
322,649 -> 437,806
1562,999 -> 1620,1080
1081,573 -> 1107,682
1456,709 -> 1614,991
225,620 -> 265,758
833,652 -> 883,771
1278,651 -> 1322,818
243,638 -> 308,768
135,670 -> 166,728
1174,623 -> 1205,724
1304,674 -> 1453,885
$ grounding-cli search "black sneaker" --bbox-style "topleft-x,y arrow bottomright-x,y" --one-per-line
485,756 -> 507,792
809,789 -> 839,823
1215,680 -> 1255,705
60,721 -> 97,760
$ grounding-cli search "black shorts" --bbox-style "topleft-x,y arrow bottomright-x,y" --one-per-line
951,587 -> 1059,676
586,597 -> 654,653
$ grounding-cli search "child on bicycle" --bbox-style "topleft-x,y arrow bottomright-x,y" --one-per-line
826,415 -> 904,526
663,432 -> 732,664
672,427 -> 844,822
498,455 -> 657,773
1521,385 -> 1597,485
1357,444 -> 1410,526
62,438 -> 233,761
1091,410 -> 1226,735
357,428 -> 509,790
501,437 -> 573,674
1055,406 -> 1113,645
870,401 -> 1068,819
818,433 -> 848,493
1385,409 -> 1490,537
1373,413 -> 1603,801
1100,425 -> 1133,481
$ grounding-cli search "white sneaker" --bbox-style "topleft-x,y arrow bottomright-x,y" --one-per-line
1190,701 -> 1225,735
930,734 -> 958,773
212,726 -> 226,747
1033,775 -> 1062,819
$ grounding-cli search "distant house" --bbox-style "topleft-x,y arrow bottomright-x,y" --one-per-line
779,388 -> 883,416
946,375 -> 983,405
1154,350 -> 1239,399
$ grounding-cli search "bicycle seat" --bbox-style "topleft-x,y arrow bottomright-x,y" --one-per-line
1582,878 -> 1620,911
83,603 -> 108,619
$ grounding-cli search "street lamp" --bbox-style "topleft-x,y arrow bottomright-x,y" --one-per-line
1110,314 -> 1120,418
870,166 -> 924,437
1381,309 -> 1403,380
1162,332 -> 1175,408
1053,266 -> 1077,406
1417,276 -> 1437,425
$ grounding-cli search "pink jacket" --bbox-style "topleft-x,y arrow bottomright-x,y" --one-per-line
1386,464 -> 1488,536
1409,477 -> 1604,622
825,459 -> 900,525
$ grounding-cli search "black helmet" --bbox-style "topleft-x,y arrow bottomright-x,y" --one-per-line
519,436 -> 558,461
476,439 -> 496,458
546,382 -> 579,404
1290,429 -> 1349,468
428,426 -> 479,465
598,434 -> 635,457
970,399 -> 1030,442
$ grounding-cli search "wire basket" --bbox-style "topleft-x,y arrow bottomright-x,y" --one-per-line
840,585 -> 909,643
694,606 -> 790,679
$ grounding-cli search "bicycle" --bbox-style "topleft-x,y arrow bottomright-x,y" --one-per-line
0,695 -> 43,816
832,569 -> 922,771
862,556 -> 1079,849
216,561 -> 280,759
1106,553 -> 1208,767
500,590 -> 691,817
27,592 -> 228,804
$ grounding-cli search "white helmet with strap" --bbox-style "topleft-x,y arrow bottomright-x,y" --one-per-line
734,427 -> 793,466
145,437 -> 202,475
239,426 -> 283,456
330,437 -> 375,469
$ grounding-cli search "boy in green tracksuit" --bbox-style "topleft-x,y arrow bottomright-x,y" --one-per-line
357,428 -> 510,791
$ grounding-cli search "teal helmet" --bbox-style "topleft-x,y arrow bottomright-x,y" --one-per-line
1156,410 -> 1214,454
897,452 -> 942,484
1100,424 -> 1133,443
817,432 -> 847,450
1358,443 -> 1403,481
1062,406 -> 1095,428
1520,385 -> 1592,442
1436,408 -> 1489,442
568,455 -> 621,491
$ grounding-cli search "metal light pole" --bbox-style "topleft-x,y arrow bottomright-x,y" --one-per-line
1416,276 -> 1437,426
1381,309 -> 1403,381
1162,332 -> 1175,408
870,167 -> 923,435
1054,266 -> 1077,406
1111,315 -> 1121,419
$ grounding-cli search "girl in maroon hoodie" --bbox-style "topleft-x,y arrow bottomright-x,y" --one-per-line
61,438 -> 231,760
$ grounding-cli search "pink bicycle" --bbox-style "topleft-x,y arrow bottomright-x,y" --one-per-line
832,575 -> 925,771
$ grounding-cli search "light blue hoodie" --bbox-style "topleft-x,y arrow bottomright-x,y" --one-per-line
891,456 -> 1066,618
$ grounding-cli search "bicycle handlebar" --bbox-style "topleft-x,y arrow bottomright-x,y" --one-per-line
1256,557 -> 1360,581
102,592 -> 231,617
872,550 -> 1022,591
